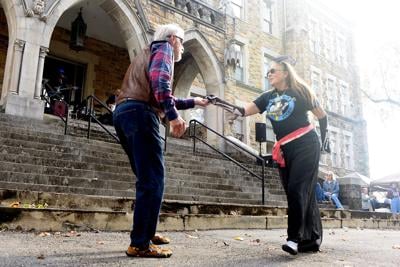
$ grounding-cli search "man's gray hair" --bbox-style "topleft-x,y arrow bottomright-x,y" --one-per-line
153,24 -> 184,42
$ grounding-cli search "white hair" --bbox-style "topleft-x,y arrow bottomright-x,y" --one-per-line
153,24 -> 184,42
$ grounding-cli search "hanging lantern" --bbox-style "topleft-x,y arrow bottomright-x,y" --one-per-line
70,8 -> 87,52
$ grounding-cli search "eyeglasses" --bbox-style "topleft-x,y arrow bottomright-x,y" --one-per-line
169,35 -> 183,44
267,68 -> 284,76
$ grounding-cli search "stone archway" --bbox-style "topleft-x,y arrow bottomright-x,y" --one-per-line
41,0 -> 149,102
43,0 -> 147,59
0,5 -> 9,103
173,29 -> 225,134
2,0 -> 148,119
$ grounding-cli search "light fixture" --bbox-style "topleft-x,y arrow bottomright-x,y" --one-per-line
70,8 -> 87,52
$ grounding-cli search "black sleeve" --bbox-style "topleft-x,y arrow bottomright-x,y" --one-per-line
253,91 -> 270,114
319,115 -> 328,143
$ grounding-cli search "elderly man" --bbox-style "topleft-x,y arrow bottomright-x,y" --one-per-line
113,24 -> 208,258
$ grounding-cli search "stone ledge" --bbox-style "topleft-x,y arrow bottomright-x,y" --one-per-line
1,207 -> 400,232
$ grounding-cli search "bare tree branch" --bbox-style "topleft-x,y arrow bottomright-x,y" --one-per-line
362,89 -> 400,107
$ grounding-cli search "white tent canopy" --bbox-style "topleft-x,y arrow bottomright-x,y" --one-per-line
370,172 -> 400,186
337,172 -> 371,186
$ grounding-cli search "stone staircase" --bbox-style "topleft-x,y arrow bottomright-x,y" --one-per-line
0,113 -> 287,210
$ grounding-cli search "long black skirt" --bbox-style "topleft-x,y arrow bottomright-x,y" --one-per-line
279,130 -> 322,248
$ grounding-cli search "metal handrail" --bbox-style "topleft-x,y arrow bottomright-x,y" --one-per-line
85,95 -> 168,149
41,80 -> 69,135
86,95 -> 119,142
189,119 -> 266,205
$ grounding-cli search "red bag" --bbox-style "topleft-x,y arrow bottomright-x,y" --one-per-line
52,100 -> 66,117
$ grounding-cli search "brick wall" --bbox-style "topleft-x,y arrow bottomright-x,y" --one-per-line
50,26 -> 130,101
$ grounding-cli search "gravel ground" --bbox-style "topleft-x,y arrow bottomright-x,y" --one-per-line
0,228 -> 399,266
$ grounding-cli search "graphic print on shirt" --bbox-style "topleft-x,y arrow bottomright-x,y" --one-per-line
266,94 -> 296,121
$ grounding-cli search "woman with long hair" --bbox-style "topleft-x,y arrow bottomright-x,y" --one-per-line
233,56 -> 330,255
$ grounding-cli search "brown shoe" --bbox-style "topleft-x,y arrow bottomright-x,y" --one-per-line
126,244 -> 172,258
151,234 -> 171,245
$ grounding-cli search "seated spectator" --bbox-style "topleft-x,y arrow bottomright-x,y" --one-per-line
106,89 -> 121,112
322,171 -> 344,210
361,187 -> 375,211
98,89 -> 121,125
387,183 -> 400,219
315,182 -> 325,203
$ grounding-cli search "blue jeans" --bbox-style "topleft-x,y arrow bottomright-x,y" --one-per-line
113,100 -> 164,249
391,197 -> 400,214
315,183 -> 325,202
324,192 -> 343,209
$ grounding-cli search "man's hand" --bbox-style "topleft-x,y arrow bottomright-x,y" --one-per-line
194,97 -> 209,107
170,116 -> 186,137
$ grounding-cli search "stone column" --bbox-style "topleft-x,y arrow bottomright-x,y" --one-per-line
8,39 -> 26,94
337,177 -> 366,210
34,46 -> 49,99
5,41 -> 44,120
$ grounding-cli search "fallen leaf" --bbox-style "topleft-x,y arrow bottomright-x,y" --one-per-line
37,254 -> 45,260
38,232 -> 51,237
223,241 -> 229,246
97,241 -> 105,245
265,246 -> 277,251
10,202 -> 20,208
234,236 -> 244,241
251,239 -> 260,243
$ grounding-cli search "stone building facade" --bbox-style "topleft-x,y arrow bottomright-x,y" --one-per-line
0,0 -> 369,177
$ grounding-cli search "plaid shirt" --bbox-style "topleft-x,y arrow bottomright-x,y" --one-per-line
149,41 -> 194,121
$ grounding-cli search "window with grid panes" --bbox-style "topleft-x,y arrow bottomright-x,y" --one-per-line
231,0 -> 244,19
262,0 -> 273,34
263,53 -> 272,90
233,43 -> 244,81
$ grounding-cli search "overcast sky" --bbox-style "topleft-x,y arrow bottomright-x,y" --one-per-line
323,0 -> 400,179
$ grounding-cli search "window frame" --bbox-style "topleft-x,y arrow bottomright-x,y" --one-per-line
262,0 -> 274,34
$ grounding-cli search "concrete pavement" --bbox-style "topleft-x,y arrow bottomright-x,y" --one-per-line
0,228 -> 399,266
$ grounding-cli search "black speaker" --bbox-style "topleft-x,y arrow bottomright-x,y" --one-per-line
255,122 -> 266,142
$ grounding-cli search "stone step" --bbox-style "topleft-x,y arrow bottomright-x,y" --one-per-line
0,129 -> 124,155
0,161 -> 132,181
0,127 -> 225,162
0,180 -> 269,205
0,142 -> 275,179
0,159 -> 279,197
0,152 -> 273,183
0,113 -> 284,206
0,170 -> 264,196
0,189 -> 286,213
0,168 -> 272,203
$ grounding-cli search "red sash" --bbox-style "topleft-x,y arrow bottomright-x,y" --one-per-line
272,124 -> 314,168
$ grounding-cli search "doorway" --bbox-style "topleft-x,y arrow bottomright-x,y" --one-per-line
43,55 -> 87,108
